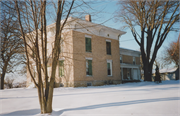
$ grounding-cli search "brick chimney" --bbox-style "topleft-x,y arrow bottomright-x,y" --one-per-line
85,14 -> 91,22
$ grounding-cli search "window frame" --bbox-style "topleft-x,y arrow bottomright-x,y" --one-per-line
59,60 -> 64,77
120,55 -> 123,63
86,57 -> 93,76
133,57 -> 136,65
85,36 -> 92,53
59,39 -> 64,54
106,40 -> 111,55
107,60 -> 112,76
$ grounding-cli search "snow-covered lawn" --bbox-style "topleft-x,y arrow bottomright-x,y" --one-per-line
0,80 -> 180,116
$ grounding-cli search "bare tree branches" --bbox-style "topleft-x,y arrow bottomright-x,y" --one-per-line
116,0 -> 179,81
0,1 -> 25,89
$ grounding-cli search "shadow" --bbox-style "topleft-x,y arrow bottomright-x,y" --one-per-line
1,86 -> 179,100
0,95 -> 38,100
52,86 -> 179,97
52,97 -> 180,115
1,109 -> 40,116
1,80 -> 179,100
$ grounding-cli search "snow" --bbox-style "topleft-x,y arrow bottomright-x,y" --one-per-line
5,73 -> 26,84
0,80 -> 180,116
152,67 -> 178,74
27,83 -> 35,89
159,68 -> 177,74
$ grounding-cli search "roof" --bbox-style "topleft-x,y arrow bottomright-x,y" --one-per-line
159,68 -> 177,73
120,47 -> 141,57
46,17 -> 126,40
120,47 -> 141,53
152,67 -> 178,74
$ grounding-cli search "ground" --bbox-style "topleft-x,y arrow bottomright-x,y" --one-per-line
0,80 -> 180,116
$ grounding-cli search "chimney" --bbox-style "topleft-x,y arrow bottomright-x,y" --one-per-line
85,14 -> 91,22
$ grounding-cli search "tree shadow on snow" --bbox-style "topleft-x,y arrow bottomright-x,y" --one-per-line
1,86 -> 178,100
52,97 -> 180,115
52,86 -> 179,97
1,109 -> 40,116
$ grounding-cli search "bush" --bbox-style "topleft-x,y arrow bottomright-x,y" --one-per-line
4,77 -> 14,89
13,81 -> 27,88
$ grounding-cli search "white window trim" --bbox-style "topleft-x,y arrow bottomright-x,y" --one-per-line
107,60 -> 112,76
59,57 -> 65,60
86,58 -> 93,76
86,57 -> 93,60
106,39 -> 111,42
85,35 -> 92,38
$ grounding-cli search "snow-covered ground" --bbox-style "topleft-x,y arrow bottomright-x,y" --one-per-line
0,80 -> 180,116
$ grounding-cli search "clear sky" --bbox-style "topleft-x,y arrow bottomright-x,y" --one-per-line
31,0 -> 180,69
88,0 -> 179,68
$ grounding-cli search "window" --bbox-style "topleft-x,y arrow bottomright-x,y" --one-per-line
86,59 -> 92,76
107,60 -> 112,76
120,55 -> 123,63
133,57 -> 136,65
47,58 -> 52,67
59,39 -> 63,54
106,41 -> 111,55
33,65 -> 37,78
59,60 -> 64,77
85,37 -> 91,52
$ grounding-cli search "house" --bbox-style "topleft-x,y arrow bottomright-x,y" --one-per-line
152,67 -> 179,80
120,48 -> 141,83
26,15 -> 126,87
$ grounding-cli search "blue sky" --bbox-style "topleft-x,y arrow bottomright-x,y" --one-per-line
89,1 -> 178,68
46,0 -> 178,68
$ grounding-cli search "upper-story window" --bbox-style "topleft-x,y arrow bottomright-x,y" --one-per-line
59,39 -> 63,54
133,57 -> 136,65
106,40 -> 111,55
120,55 -> 123,63
85,37 -> 92,52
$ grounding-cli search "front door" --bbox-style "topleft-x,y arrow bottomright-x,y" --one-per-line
133,69 -> 138,80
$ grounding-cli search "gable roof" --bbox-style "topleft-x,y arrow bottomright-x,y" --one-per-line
46,17 -> 126,40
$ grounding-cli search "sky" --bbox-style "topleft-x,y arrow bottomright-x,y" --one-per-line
44,0 -> 179,68
45,0 -> 178,57
87,0 -> 179,68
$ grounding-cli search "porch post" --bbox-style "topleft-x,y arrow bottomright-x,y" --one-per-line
121,68 -> 123,80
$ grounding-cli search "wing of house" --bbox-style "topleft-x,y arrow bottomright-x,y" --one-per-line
120,48 -> 141,83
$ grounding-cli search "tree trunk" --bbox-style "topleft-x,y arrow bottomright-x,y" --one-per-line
143,62 -> 153,81
1,73 -> 5,89
37,86 -> 53,113
1,62 -> 8,89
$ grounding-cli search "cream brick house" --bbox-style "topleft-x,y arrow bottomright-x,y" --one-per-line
27,15 -> 126,87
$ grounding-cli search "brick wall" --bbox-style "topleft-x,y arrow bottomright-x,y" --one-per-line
122,55 -> 140,65
72,31 -> 121,87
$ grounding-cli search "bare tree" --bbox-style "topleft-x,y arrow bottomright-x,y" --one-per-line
116,0 -> 179,81
162,34 -> 179,67
15,0 -> 75,113
0,1 -> 25,89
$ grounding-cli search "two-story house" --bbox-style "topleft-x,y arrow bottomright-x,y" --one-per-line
26,15 -> 126,87
120,48 -> 141,83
